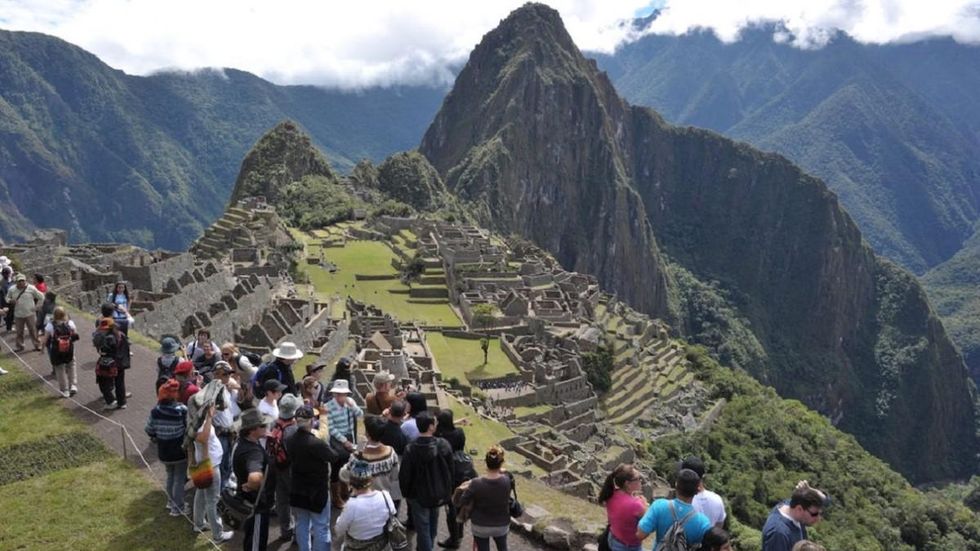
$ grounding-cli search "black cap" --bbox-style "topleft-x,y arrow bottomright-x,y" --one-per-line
295,405 -> 316,419
263,379 -> 287,393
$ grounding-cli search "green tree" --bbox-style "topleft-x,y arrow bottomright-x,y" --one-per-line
471,303 -> 497,334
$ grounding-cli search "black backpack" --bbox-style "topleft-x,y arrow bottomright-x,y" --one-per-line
97,330 -> 118,357
451,450 -> 478,489
243,351 -> 263,367
157,356 -> 180,381
50,322 -> 75,363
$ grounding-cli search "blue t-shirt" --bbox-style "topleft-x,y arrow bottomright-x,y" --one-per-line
108,293 -> 128,321
637,498 -> 712,550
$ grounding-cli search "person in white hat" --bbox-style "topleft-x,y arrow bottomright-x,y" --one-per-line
253,341 -> 303,399
325,379 -> 363,509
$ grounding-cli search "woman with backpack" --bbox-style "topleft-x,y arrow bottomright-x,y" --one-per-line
41,306 -> 79,398
145,380 -> 189,516
598,464 -> 648,551
457,446 -> 513,551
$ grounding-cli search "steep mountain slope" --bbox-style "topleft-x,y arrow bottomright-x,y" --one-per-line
0,29 -> 444,249
597,29 -> 980,274
420,3 -> 977,483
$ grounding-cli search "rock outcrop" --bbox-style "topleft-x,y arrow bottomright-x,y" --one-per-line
420,3 -> 977,482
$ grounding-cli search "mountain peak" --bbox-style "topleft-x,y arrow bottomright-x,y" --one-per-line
229,120 -> 336,206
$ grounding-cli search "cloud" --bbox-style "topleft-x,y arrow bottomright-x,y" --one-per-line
646,0 -> 980,48
0,0 -> 653,88
0,1 -> 977,88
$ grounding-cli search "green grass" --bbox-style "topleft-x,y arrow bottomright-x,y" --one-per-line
514,404 -> 552,417
292,229 -> 460,326
0,362 -> 210,550
427,333 -> 518,383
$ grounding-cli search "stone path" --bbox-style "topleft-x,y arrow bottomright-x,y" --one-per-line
1,327 -> 547,551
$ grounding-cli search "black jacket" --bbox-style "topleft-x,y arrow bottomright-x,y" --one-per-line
399,435 -> 453,507
286,427 -> 338,513
435,427 -> 466,453
381,419 -> 408,456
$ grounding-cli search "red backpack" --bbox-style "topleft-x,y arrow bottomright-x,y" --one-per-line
51,322 -> 76,362
266,418 -> 293,468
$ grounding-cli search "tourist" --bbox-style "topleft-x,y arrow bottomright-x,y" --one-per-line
286,405 -> 337,551
335,457 -> 394,550
681,456 -> 727,528
144,379 -> 189,516
399,410 -> 453,551
186,328 -> 221,361
331,356 -> 352,383
636,469 -> 712,549
254,341 -> 303,397
221,342 -> 258,380
457,445 -> 513,551
194,341 -> 219,383
598,464 -> 647,551
233,408 -> 277,551
341,415 -> 401,505
33,273 -> 47,293
0,266 -> 14,335
5,273 -> 43,352
212,361 -> 240,489
156,334 -> 182,389
435,408 -> 467,549
761,481 -> 828,551
325,379 -> 363,509
35,290 -> 56,341
192,404 -> 235,543
94,306 -> 131,410
365,370 -> 397,415
300,367 -> 329,409
173,360 -> 200,405
270,394 -> 302,542
791,541 -> 827,551
107,281 -> 130,332
41,306 -> 79,397
401,391 -> 428,442
700,527 -> 733,551
381,399 -> 409,456
259,379 -> 285,419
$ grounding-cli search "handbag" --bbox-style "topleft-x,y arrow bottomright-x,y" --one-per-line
95,355 -> 118,378
219,463 -> 270,530
189,457 -> 214,489
597,525 -> 612,551
508,474 -> 525,519
382,490 -> 409,551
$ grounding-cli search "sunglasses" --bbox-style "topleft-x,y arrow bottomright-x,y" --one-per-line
807,509 -> 823,518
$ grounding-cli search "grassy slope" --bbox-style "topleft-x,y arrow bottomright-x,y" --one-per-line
0,363 -> 209,550
426,334 -> 519,383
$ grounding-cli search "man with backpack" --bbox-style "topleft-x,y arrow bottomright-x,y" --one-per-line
93,304 -> 132,410
253,342 -> 303,398
41,306 -> 79,398
286,405 -> 339,551
156,335 -> 182,391
267,394 -> 301,543
399,410 -> 454,551
5,273 -> 44,352
636,468 -> 712,551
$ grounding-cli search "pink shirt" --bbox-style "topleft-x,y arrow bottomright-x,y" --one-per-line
606,490 -> 646,546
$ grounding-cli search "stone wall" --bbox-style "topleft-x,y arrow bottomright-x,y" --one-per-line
116,253 -> 194,293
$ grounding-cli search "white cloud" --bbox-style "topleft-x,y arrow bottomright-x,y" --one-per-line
646,0 -> 980,48
0,1 -> 977,88
0,0 -> 653,87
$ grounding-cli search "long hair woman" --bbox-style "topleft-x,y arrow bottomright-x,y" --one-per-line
459,446 -> 512,551
598,464 -> 647,551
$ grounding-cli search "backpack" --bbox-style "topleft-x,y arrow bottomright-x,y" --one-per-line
451,450 -> 478,489
266,418 -> 292,468
660,500 -> 698,551
242,351 -> 263,368
98,330 -> 118,357
157,356 -> 180,381
52,322 -> 75,360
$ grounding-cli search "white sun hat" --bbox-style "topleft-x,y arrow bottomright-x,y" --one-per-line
272,341 -> 304,360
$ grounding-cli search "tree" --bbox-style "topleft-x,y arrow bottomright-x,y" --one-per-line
480,336 -> 490,365
400,255 -> 426,288
471,303 -> 497,334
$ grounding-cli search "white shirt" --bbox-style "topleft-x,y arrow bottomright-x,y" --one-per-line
692,489 -> 727,526
213,389 -> 238,429
194,424 -> 223,465
335,491 -> 391,541
257,399 -> 278,447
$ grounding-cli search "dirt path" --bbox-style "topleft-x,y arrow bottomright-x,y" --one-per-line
1,326 -> 548,550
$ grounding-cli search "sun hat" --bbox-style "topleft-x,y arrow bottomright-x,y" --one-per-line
14,273 -> 26,282
329,379 -> 352,394
306,363 -> 326,376
239,408 -> 275,432
279,394 -> 302,419
159,335 -> 181,354
174,360 -> 194,376
213,361 -> 232,375
272,341 -> 303,360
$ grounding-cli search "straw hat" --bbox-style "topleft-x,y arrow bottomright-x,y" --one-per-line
272,341 -> 303,360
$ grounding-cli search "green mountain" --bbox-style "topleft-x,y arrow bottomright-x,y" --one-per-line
0,29 -> 444,249
420,3 -> 977,483
596,28 -> 980,275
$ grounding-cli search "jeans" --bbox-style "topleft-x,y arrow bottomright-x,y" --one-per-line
97,369 -> 127,406
607,532 -> 642,551
408,499 -> 440,551
292,504 -> 331,551
275,467 -> 293,534
244,511 -> 270,551
218,433 -> 233,488
164,459 -> 188,512
53,360 -> 77,393
474,535 -> 509,551
193,467 -> 223,532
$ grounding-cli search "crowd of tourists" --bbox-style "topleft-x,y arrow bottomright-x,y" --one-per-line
0,262 -> 833,551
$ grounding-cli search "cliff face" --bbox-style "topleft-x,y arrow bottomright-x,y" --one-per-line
420,3 -> 977,482
420,4 -> 669,317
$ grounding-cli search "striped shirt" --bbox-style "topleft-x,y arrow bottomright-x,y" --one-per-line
326,397 -> 363,444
